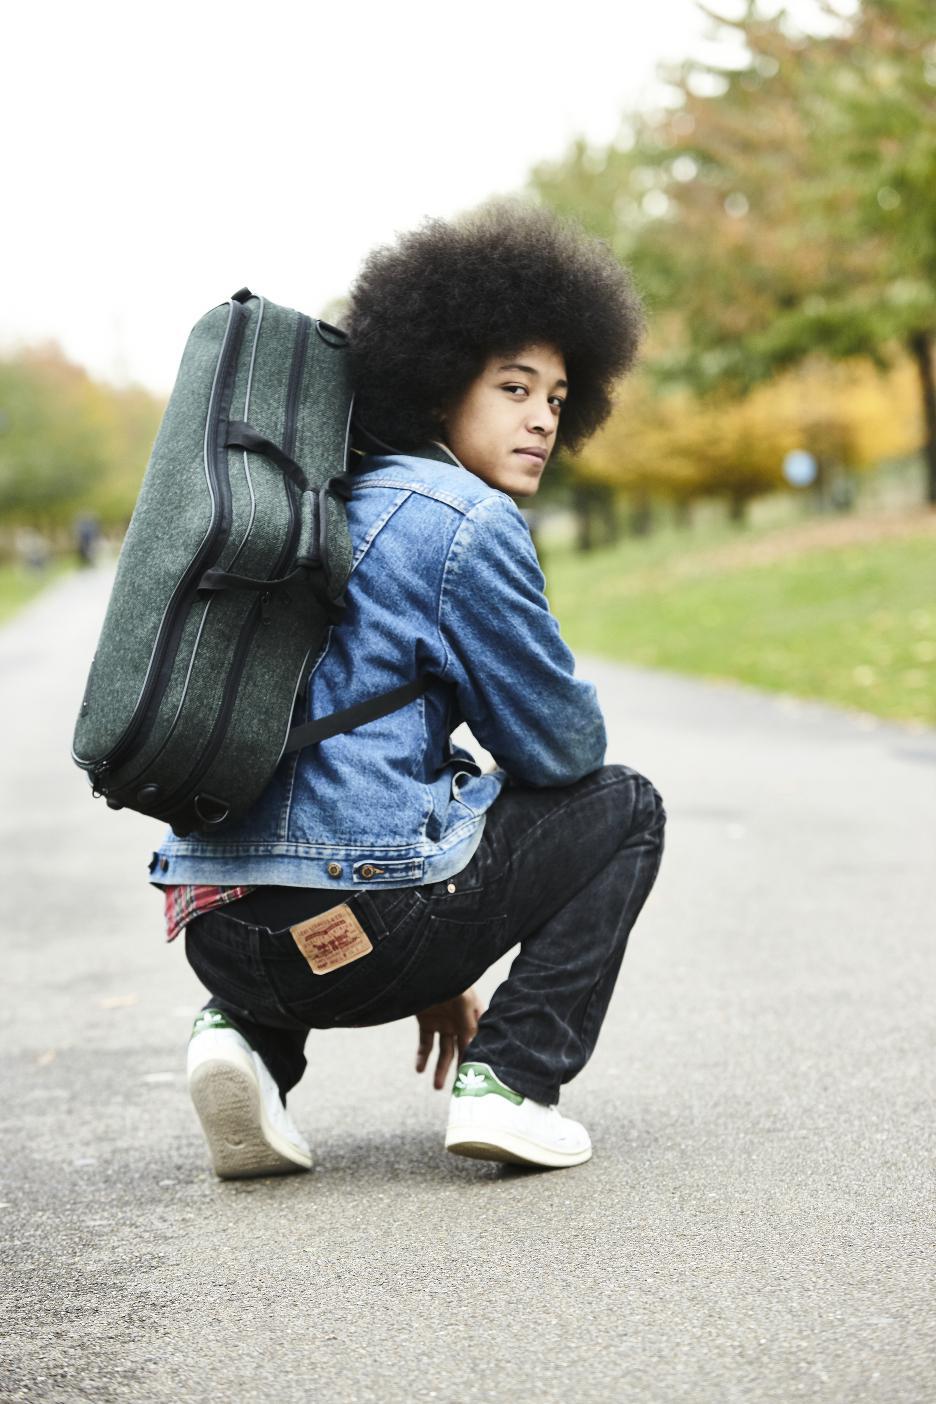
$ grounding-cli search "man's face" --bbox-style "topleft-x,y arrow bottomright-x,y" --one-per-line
438,343 -> 567,497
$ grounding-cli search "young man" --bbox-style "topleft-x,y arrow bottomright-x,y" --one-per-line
154,198 -> 667,1177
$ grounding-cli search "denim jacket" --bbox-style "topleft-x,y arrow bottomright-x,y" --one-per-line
148,442 -> 607,893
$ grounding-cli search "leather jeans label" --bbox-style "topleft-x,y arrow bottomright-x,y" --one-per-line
290,903 -> 374,975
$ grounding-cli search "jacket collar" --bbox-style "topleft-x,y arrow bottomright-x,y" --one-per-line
350,437 -> 467,473
410,440 -> 466,469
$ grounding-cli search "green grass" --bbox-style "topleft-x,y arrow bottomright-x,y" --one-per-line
544,519 -> 936,727
0,560 -> 75,625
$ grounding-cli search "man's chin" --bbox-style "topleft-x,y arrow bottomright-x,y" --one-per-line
508,479 -> 539,499
508,457 -> 545,487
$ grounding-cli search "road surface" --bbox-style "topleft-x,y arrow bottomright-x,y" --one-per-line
2,566 -> 933,1403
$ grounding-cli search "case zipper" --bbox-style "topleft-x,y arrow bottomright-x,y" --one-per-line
157,313 -> 312,826
86,297 -> 247,786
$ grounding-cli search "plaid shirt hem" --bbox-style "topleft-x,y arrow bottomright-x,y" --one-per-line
161,884 -> 256,944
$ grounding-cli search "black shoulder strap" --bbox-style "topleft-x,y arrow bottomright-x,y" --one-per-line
350,418 -> 465,471
284,677 -> 430,754
411,440 -> 466,468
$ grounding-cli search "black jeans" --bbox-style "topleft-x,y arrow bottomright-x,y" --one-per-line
184,763 -> 667,1106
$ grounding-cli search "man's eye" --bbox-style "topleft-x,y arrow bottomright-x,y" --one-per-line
503,384 -> 564,410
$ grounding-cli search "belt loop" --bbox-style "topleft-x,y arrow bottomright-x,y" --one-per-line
350,889 -> 389,942
247,923 -> 265,976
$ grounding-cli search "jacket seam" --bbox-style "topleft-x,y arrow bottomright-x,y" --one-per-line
160,816 -> 482,859
277,749 -> 301,841
436,497 -> 507,686
349,489 -> 411,574
352,476 -> 506,517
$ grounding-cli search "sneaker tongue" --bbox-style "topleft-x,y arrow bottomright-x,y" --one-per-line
452,1062 -> 524,1104
191,1009 -> 235,1036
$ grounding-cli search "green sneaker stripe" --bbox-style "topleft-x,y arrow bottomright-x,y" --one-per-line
452,1062 -> 524,1105
191,1009 -> 234,1036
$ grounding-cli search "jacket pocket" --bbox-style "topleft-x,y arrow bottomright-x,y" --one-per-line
448,754 -> 483,815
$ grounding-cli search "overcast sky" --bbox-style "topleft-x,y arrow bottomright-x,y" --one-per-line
4,0 -> 842,395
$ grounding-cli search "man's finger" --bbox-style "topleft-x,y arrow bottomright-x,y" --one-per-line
415,1027 -> 434,1073
434,1033 -> 457,1090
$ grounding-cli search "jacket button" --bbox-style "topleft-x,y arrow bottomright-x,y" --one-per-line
360,864 -> 376,879
327,862 -> 342,878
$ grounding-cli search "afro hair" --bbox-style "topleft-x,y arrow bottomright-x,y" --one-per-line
344,196 -> 646,457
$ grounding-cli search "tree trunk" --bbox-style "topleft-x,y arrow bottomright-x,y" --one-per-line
672,498 -> 693,529
603,489 -> 619,545
727,493 -> 748,525
573,483 -> 594,551
908,329 -> 936,506
630,491 -> 654,537
809,456 -> 829,514
829,467 -> 856,513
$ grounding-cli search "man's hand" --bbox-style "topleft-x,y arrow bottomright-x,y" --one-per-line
415,987 -> 486,1090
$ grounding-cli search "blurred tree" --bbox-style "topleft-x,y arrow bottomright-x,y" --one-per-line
583,373 -> 794,526
636,0 -> 936,494
86,382 -> 164,525
0,342 -> 165,544
568,349 -> 917,527
528,0 -> 936,504
572,374 -> 707,528
0,344 -> 105,528
804,0 -> 936,500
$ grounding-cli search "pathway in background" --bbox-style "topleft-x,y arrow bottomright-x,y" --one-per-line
2,567 -> 933,1403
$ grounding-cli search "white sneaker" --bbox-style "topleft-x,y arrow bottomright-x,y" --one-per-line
186,1010 -> 312,1179
445,1062 -> 592,1168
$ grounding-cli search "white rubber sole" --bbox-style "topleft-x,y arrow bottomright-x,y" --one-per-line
445,1124 -> 592,1169
188,1058 -> 312,1179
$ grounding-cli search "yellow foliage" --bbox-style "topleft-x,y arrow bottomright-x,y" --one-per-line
572,347 -> 920,499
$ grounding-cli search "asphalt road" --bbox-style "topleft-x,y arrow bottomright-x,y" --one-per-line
2,565 -> 934,1403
